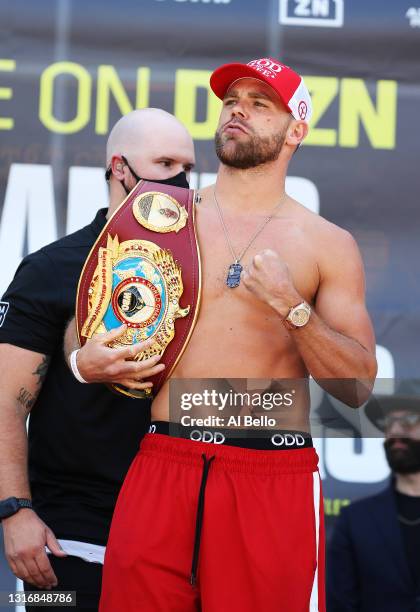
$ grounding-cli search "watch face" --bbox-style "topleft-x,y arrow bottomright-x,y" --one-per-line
291,307 -> 310,327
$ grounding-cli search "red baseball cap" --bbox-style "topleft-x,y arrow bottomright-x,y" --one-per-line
210,57 -> 312,123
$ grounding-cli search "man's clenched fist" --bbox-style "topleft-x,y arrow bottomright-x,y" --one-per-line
241,249 -> 302,317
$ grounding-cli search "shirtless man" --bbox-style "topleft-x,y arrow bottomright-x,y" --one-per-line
65,58 -> 377,612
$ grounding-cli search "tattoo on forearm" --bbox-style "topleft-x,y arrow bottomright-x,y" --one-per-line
32,356 -> 50,386
17,387 -> 36,412
14,356 -> 50,416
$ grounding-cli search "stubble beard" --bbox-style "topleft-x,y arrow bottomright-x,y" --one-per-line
215,126 -> 287,170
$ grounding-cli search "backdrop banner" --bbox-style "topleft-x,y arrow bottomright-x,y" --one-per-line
0,3 -> 419,587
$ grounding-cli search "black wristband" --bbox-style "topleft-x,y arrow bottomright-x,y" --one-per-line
0,497 -> 32,520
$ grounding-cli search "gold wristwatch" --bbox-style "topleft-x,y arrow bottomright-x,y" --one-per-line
284,301 -> 311,329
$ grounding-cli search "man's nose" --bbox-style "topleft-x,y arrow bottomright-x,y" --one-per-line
231,101 -> 247,118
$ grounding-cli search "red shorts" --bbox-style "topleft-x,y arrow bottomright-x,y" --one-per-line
100,433 -> 325,612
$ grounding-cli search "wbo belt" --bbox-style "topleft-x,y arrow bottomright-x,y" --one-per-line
76,181 -> 201,399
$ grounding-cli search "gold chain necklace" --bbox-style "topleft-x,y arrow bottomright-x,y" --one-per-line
213,188 -> 285,288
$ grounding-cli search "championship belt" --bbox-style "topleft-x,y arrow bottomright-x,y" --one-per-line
76,181 -> 201,399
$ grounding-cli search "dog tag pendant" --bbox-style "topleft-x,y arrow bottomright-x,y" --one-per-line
226,262 -> 243,288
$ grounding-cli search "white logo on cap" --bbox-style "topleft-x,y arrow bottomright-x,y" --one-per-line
279,0 -> 344,28
247,58 -> 284,80
298,100 -> 308,120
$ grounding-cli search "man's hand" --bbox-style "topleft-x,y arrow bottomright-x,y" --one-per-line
2,508 -> 67,589
75,325 -> 165,391
241,249 -> 302,317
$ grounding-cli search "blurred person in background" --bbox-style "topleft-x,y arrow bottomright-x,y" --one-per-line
328,379 -> 420,612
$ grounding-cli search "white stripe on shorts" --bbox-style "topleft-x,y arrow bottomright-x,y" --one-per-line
309,471 -> 321,611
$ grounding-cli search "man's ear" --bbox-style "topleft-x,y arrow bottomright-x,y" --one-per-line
286,120 -> 309,147
110,154 -> 125,180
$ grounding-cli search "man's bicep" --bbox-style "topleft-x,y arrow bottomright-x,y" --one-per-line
0,344 -> 50,417
315,234 -> 375,354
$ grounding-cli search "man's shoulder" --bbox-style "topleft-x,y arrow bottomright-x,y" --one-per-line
341,486 -> 392,521
292,199 -> 355,246
290,200 -> 361,273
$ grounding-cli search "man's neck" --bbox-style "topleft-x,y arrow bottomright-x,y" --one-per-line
214,160 -> 287,215
107,185 -> 127,220
395,472 -> 420,496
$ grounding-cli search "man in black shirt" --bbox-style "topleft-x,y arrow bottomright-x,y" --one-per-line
328,379 -> 420,612
0,108 -> 195,610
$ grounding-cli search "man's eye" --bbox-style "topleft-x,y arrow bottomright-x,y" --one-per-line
407,414 -> 420,425
224,99 -> 236,106
184,165 -> 194,172
254,101 -> 267,107
160,161 -> 172,167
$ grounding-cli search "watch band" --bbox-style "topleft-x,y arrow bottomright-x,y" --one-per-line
0,497 -> 32,521
16,498 -> 32,510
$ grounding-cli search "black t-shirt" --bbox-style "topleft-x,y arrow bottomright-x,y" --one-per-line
0,209 -> 150,545
395,490 -> 420,591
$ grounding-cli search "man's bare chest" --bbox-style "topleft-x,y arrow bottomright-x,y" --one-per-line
195,206 -> 319,305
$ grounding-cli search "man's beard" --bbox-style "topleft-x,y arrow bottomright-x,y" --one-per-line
215,125 -> 287,170
384,438 -> 420,474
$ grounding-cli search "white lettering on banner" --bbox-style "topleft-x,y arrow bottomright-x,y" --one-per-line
406,8 -> 420,27
0,166 -> 354,290
323,346 -> 395,438
324,437 -> 390,483
0,164 -> 57,295
279,0 -> 344,27
286,177 -> 319,214
314,437 -> 390,484
313,345 -> 395,484
0,161 -> 398,488
373,346 -> 395,392
66,167 -> 108,235
310,344 -> 394,484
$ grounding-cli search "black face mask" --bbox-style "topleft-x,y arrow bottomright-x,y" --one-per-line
119,156 -> 190,194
